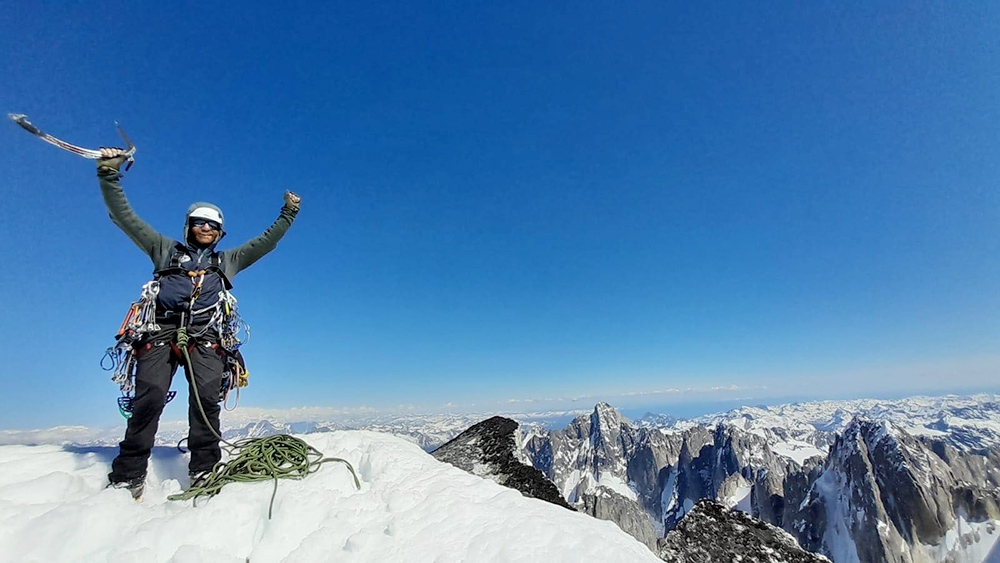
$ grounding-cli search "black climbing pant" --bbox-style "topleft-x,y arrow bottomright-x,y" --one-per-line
109,331 -> 225,482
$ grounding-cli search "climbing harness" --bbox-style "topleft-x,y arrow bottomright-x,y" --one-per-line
166,315 -> 361,518
100,273 -> 250,417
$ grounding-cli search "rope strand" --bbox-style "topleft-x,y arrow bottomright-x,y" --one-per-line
167,324 -> 361,517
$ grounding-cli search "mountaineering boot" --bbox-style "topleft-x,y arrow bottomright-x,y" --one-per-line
188,470 -> 211,490
108,475 -> 145,500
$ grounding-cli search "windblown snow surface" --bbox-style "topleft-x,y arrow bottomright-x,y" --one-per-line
0,431 -> 660,562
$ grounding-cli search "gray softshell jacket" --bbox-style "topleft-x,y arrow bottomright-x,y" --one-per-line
98,170 -> 297,314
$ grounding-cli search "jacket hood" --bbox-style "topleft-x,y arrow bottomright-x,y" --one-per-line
184,201 -> 226,247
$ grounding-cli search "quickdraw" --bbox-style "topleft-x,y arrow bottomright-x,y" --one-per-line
215,290 -> 251,410
101,281 -> 166,418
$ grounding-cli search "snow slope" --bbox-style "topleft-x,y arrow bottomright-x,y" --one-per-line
0,432 -> 659,562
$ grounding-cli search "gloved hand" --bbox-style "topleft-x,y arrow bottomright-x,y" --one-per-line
97,147 -> 128,175
284,190 -> 302,211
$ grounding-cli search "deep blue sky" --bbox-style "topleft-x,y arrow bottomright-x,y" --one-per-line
1,2 -> 998,428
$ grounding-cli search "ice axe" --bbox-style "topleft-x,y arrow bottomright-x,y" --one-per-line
8,113 -> 137,170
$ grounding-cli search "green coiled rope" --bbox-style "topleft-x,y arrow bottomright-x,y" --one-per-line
167,326 -> 360,518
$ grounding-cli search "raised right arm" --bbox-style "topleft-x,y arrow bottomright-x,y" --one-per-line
97,154 -> 173,260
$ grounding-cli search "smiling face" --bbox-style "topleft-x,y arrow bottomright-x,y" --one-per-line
188,218 -> 222,247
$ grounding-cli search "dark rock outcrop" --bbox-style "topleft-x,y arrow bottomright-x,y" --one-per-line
431,416 -> 573,509
660,500 -> 830,563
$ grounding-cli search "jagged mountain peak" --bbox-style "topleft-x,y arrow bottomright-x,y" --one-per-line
592,402 -> 627,424
843,416 -> 896,439
589,402 -> 632,446
834,417 -> 919,467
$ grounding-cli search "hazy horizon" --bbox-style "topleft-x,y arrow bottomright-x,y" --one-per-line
3,387 -> 998,435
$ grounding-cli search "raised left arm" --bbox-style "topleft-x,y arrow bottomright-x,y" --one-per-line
225,191 -> 301,275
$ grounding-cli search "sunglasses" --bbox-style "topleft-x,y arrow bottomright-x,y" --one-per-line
191,218 -> 222,231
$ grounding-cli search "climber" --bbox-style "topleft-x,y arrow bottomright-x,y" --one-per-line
96,147 -> 301,498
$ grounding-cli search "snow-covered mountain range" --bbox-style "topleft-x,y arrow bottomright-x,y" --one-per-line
429,414 -> 832,562
667,394 -> 1000,454
4,394 -> 999,562
522,394 -> 1000,562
